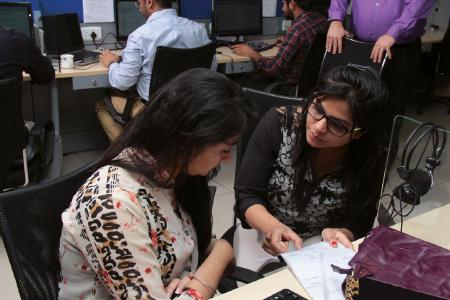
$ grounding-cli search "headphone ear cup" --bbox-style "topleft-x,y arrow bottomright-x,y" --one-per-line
397,166 -> 410,180
393,169 -> 432,205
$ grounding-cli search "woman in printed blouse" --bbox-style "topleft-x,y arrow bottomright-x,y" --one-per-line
59,68 -> 253,300
235,64 -> 390,255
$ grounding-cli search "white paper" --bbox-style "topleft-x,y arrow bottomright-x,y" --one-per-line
263,0 -> 277,17
83,0 -> 114,23
280,242 -> 355,300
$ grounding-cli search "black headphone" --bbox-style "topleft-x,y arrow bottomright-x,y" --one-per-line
393,122 -> 447,205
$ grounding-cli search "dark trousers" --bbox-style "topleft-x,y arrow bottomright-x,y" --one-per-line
383,38 -> 422,123
382,38 -> 422,169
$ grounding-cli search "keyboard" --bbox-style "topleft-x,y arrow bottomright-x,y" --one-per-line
264,289 -> 307,300
215,40 -> 275,52
246,40 -> 275,52
72,50 -> 99,65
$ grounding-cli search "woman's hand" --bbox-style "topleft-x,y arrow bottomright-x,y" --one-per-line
165,275 -> 193,299
321,228 -> 354,249
262,225 -> 302,255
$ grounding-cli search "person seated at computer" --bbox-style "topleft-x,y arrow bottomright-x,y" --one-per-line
235,65 -> 390,256
59,69 -> 253,300
0,26 -> 54,96
97,0 -> 210,142
231,0 -> 327,90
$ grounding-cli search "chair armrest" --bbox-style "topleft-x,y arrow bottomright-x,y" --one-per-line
227,266 -> 264,284
29,121 -> 55,166
264,82 -> 297,96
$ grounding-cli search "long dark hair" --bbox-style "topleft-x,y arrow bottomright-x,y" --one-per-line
292,65 -> 390,239
97,68 -> 253,257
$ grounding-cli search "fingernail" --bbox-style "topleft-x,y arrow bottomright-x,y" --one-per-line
331,241 -> 337,247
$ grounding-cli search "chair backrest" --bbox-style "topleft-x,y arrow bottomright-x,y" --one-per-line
296,32 -> 327,97
0,78 -> 27,190
439,27 -> 450,74
318,37 -> 387,78
0,163 -> 93,300
149,42 -> 216,95
236,88 -> 306,179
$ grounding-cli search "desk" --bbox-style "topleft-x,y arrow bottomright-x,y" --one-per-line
421,29 -> 446,45
22,45 -> 278,136
214,203 -> 450,300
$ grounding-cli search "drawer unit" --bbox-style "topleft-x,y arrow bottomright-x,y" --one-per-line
72,75 -> 110,90
224,61 -> 255,74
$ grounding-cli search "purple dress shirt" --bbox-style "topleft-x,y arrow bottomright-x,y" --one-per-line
328,0 -> 435,44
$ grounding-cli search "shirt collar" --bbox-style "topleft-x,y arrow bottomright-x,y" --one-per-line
146,8 -> 176,23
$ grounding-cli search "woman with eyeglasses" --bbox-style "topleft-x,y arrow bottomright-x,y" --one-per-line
235,64 -> 389,256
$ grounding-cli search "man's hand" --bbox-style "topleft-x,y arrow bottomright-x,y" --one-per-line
370,34 -> 395,63
99,49 -> 120,68
326,20 -> 348,54
231,44 -> 262,62
262,225 -> 302,255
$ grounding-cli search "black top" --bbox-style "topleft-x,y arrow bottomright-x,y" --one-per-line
235,107 -> 374,240
0,26 -> 54,97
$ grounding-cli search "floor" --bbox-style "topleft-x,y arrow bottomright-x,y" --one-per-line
1,102 -> 450,299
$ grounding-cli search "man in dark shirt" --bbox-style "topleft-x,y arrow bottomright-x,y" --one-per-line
231,0 -> 327,86
0,26 -> 54,97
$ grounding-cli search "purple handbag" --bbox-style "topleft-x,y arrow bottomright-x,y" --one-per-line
343,225 -> 450,300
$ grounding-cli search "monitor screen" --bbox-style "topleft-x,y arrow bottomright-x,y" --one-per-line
115,0 -> 146,41
0,2 -> 34,40
42,13 -> 84,55
213,0 -> 262,37
179,0 -> 211,20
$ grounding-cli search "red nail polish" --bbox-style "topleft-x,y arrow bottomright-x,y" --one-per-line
331,241 -> 337,247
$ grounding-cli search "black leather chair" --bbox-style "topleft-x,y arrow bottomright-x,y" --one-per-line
235,88 -> 306,179
0,78 -> 56,191
0,163 -> 93,300
104,42 -> 217,125
265,33 -> 327,97
318,37 -> 387,78
0,78 -> 27,190
149,42 -> 216,95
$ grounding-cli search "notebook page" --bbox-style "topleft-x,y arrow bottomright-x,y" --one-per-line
280,242 -> 355,300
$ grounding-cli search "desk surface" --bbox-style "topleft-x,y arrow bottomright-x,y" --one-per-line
421,29 -> 446,45
23,30 -> 445,81
22,45 -> 278,81
214,203 -> 450,300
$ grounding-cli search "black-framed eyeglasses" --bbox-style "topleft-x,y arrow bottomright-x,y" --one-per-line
307,99 -> 362,137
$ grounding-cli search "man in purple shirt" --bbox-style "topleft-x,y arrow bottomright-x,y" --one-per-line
326,0 -> 434,119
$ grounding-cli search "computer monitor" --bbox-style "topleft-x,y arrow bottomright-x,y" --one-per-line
213,0 -> 262,37
179,0 -> 212,20
0,2 -> 34,41
115,0 -> 146,41
41,13 -> 84,55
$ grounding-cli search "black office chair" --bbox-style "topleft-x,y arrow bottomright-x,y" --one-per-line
318,37 -> 387,78
0,163 -> 93,300
0,78 -> 56,191
265,33 -> 327,97
418,27 -> 450,114
104,42 -> 216,125
235,88 -> 306,179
